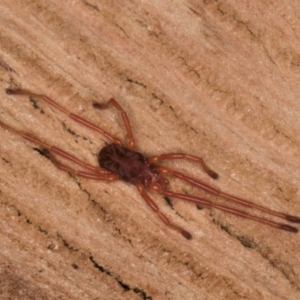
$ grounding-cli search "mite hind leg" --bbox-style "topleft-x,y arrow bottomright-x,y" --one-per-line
93,98 -> 135,150
5,88 -> 124,146
0,119 -> 117,180
40,148 -> 118,180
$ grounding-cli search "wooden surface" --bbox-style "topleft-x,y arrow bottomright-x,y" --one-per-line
1,1 -> 300,299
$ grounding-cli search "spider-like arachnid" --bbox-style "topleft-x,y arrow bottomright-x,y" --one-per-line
2,88 -> 300,239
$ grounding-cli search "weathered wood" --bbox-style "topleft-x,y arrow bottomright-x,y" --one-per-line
1,1 -> 300,299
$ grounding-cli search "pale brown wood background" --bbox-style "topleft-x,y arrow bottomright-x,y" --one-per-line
1,1 -> 300,299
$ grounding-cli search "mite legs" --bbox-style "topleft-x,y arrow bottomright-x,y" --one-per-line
148,152 -> 218,179
93,98 -> 135,150
157,166 -> 300,225
5,89 -> 124,146
0,119 -> 117,180
40,148 -> 118,180
136,183 -> 192,239
151,183 -> 298,233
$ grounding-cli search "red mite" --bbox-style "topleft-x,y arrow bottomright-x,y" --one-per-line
2,88 -> 300,239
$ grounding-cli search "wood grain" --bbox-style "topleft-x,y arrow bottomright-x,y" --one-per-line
1,1 -> 300,299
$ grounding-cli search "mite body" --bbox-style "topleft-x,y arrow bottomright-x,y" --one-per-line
98,143 -> 158,185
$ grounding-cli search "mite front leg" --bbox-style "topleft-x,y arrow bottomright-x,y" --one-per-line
148,152 -> 218,179
150,183 -> 299,233
157,166 -> 300,224
136,183 -> 192,239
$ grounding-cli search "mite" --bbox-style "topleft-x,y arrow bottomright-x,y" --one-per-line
1,88 -> 300,239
